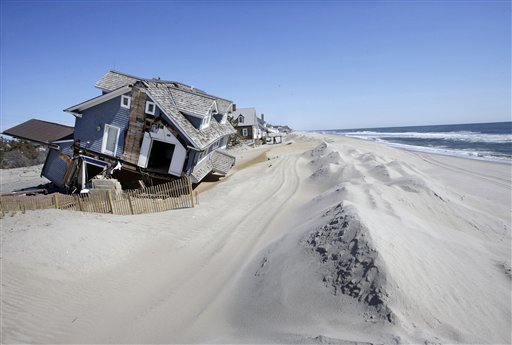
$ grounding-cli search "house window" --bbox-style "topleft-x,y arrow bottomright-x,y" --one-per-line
145,101 -> 156,115
202,115 -> 211,130
242,128 -> 248,137
238,115 -> 244,124
121,95 -> 131,109
101,124 -> 120,156
196,149 -> 208,163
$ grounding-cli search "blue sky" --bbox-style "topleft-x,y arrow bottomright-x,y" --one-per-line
1,1 -> 510,131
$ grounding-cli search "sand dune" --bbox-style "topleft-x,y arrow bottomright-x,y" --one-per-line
1,133 -> 510,343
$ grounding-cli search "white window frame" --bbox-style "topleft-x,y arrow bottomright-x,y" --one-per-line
101,124 -> 121,156
121,95 -> 131,109
145,101 -> 156,115
196,150 -> 208,164
242,128 -> 248,137
238,115 -> 244,124
201,115 -> 211,130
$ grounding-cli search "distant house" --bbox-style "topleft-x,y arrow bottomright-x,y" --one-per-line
231,108 -> 267,144
265,125 -> 283,144
3,71 -> 238,191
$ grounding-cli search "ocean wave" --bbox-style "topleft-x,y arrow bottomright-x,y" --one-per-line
382,142 -> 512,163
329,131 -> 512,144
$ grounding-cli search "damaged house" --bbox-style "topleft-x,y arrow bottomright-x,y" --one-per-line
4,71 -> 237,191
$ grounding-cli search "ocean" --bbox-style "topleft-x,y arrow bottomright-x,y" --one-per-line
316,121 -> 512,163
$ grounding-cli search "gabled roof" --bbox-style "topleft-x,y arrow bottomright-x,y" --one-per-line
64,85 -> 132,114
3,119 -> 74,145
233,108 -> 259,126
95,71 -> 138,91
168,86 -> 215,117
257,117 -> 267,131
145,82 -> 235,149
96,70 -> 200,93
96,70 -> 233,112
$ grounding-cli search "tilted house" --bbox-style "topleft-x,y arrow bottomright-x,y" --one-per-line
8,71 -> 237,191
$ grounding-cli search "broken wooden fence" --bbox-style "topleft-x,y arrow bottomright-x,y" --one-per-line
0,176 -> 195,216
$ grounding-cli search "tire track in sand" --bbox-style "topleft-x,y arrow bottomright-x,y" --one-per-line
129,153 -> 304,340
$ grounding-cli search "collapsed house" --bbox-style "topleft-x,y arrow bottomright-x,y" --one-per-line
3,71 -> 237,192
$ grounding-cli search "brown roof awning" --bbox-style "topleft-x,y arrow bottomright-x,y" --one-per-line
3,119 -> 74,145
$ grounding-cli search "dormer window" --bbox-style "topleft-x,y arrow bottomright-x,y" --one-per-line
145,101 -> 156,115
121,95 -> 131,109
201,115 -> 211,130
238,115 -> 244,124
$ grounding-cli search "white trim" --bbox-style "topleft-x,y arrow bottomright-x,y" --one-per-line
210,101 -> 219,114
64,85 -> 132,113
145,101 -> 156,115
200,114 -> 211,130
101,124 -> 120,156
147,91 -> 231,151
150,98 -> 198,148
196,150 -> 209,165
121,95 -> 131,109
182,110 -> 208,119
50,139 -> 74,144
242,128 -> 248,137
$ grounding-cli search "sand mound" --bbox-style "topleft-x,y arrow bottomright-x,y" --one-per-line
298,136 -> 511,343
304,202 -> 393,323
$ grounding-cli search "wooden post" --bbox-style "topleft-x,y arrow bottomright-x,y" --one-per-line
187,177 -> 195,208
53,194 -> 59,209
127,194 -> 134,215
106,190 -> 115,214
75,195 -> 83,211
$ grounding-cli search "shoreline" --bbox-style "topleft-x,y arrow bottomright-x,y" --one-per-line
309,131 -> 512,165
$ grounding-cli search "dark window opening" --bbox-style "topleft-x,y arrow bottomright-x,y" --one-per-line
86,164 -> 105,182
148,140 -> 175,172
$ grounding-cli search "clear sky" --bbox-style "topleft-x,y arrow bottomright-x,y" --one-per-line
1,0 -> 510,131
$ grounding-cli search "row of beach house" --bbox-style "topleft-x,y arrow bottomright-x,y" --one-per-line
3,70 -> 289,194
231,107 -> 291,146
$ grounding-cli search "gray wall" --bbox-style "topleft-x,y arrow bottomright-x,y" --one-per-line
74,94 -> 131,158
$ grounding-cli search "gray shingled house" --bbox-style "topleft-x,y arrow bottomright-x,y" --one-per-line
5,71 -> 237,191
231,107 -> 267,144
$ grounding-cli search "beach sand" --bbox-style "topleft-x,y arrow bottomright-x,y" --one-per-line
1,132 -> 510,344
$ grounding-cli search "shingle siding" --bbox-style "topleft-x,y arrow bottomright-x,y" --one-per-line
74,94 -> 130,158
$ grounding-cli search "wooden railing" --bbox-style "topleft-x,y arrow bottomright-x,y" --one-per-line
0,176 -> 195,217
